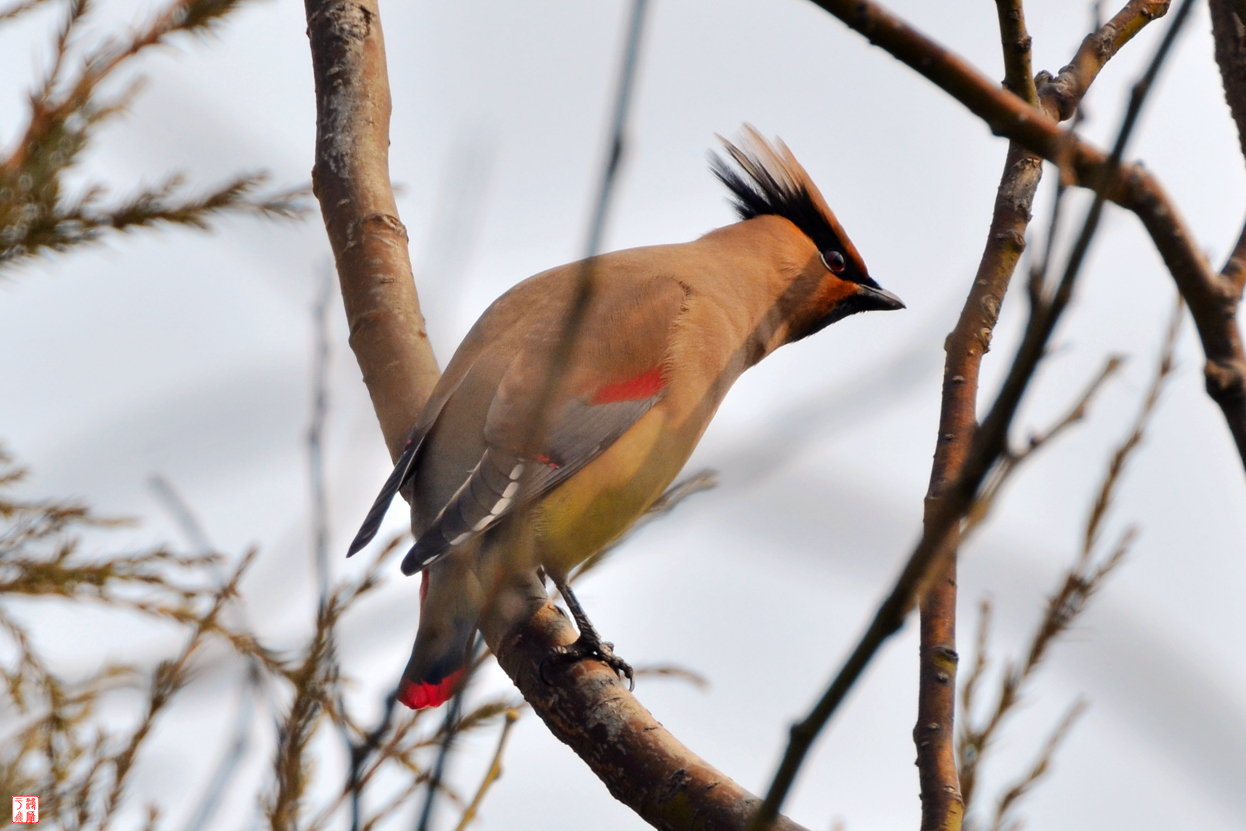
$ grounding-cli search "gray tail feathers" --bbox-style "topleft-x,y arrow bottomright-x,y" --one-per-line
396,557 -> 482,709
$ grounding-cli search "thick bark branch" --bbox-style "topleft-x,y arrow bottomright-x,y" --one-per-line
484,586 -> 809,831
305,0 -> 439,460
805,0 -> 1246,471
304,3 -> 811,828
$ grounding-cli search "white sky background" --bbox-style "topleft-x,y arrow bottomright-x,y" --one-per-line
1,0 -> 1244,829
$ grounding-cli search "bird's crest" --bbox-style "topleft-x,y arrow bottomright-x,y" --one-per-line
711,125 -> 867,279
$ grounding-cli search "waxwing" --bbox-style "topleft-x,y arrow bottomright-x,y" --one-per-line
348,127 -> 904,708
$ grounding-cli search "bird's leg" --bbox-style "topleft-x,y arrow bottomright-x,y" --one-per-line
540,574 -> 634,690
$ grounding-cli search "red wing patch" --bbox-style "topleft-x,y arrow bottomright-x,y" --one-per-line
398,668 -> 465,710
590,365 -> 666,405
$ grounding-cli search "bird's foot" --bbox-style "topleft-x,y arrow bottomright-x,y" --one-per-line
540,632 -> 635,691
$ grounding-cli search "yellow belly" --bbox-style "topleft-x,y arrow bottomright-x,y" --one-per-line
533,404 -> 696,575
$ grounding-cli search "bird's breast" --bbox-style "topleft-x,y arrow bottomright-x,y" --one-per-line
532,401 -> 703,575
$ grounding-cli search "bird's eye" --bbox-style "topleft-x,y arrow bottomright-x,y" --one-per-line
822,250 -> 847,274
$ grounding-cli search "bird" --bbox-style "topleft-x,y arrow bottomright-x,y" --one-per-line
347,126 -> 904,709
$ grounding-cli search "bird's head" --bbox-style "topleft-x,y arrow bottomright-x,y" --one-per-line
710,126 -> 904,344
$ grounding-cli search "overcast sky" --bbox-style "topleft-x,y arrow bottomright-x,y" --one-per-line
1,0 -> 1243,829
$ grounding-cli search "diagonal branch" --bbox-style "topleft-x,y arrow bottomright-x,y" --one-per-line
751,4 -> 1194,827
914,1 -> 1167,827
1210,0 -> 1246,163
304,0 -> 440,461
805,0 -> 1246,470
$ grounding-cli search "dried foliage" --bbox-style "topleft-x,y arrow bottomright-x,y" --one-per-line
0,4 -> 524,829
0,0 -> 307,271
0,439 -> 524,830
957,299 -> 1183,831
0,445 -> 273,829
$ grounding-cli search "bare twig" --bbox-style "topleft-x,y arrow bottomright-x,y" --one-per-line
1,0 -> 307,271
147,475 -> 215,558
967,355 -> 1125,531
310,265 -> 334,604
804,0 -> 1246,471
181,663 -> 262,831
913,0 -> 1163,825
959,297 -> 1181,822
750,6 -> 1194,826
99,549 -> 259,831
985,699 -> 1089,831
452,708 -> 519,831
994,0 -> 1037,104
416,637 -> 477,831
267,548 -> 396,831
1037,0 -> 1171,120
0,0 -> 55,24
570,468 -> 718,581
1208,0 -> 1246,163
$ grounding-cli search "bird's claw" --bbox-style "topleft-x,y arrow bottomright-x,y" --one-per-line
539,635 -> 635,691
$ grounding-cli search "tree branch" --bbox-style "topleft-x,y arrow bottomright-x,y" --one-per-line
995,0 -> 1037,105
1210,0 -> 1246,164
304,0 -> 439,460
751,4 -> 1194,827
488,596 -> 809,831
304,2 -> 812,828
1036,0 -> 1171,120
914,2 -> 1167,826
805,0 -> 1246,470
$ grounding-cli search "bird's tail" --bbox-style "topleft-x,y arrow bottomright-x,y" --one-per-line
397,559 -> 482,709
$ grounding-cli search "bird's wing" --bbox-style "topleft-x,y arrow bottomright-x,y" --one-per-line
399,275 -> 687,575
345,312 -> 512,558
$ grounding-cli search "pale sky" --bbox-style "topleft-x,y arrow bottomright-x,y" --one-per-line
1,0 -> 1243,829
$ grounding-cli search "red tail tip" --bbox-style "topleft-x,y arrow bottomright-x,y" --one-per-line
398,668 -> 465,710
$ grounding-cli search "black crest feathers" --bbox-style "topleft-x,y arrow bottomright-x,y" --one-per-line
711,126 -> 867,279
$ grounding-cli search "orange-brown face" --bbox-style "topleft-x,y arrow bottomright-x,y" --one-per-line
787,246 -> 905,343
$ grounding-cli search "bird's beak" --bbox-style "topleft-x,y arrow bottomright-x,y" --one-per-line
854,283 -> 905,312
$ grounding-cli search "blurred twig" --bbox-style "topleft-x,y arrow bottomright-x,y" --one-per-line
0,0 -> 307,271
804,0 -> 1246,470
750,4 -> 1194,825
959,296 -> 1182,826
984,698 -> 1089,831
310,264 -> 334,604
911,0 -> 1166,821
451,708 -> 519,831
98,549 -> 261,830
570,468 -> 717,581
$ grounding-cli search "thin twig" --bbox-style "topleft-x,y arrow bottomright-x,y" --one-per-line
310,264 -> 334,605
420,4 -> 652,825
452,708 -> 519,831
804,0 -> 1246,470
147,475 -> 215,557
967,354 -> 1125,532
570,468 -> 717,581
749,5 -> 1194,825
910,0 -> 1163,820
994,0 -> 1037,104
181,663 -> 262,831
415,635 -> 479,831
959,297 -> 1182,821
986,699 -> 1089,831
